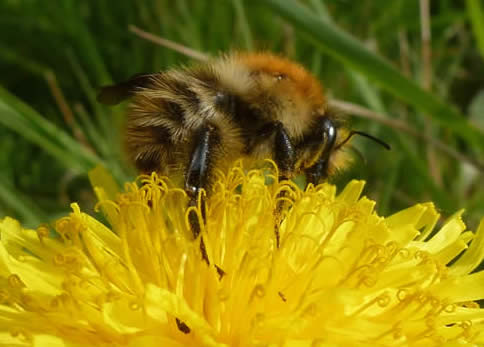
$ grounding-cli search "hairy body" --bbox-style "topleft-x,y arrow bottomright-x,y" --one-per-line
99,52 -> 353,194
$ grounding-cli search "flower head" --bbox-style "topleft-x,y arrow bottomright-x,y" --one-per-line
0,165 -> 483,346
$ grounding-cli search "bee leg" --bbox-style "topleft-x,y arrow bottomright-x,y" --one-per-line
273,122 -> 296,248
172,125 -> 220,335
305,118 -> 337,186
185,124 -> 219,264
274,122 -> 296,180
305,159 -> 327,186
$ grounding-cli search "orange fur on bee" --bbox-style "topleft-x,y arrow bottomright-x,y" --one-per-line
235,52 -> 326,110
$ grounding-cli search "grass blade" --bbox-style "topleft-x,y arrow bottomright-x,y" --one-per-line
232,0 -> 254,50
466,0 -> 484,60
0,174 -> 46,227
0,86 -> 101,172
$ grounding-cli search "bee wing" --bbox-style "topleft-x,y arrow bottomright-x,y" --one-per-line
96,73 -> 155,105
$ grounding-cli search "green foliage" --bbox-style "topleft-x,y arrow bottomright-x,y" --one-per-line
467,0 -> 484,59
0,0 -> 483,235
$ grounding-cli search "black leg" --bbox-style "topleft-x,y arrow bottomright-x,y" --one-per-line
274,122 -> 296,179
273,122 -> 296,248
305,159 -> 328,186
185,124 -> 219,264
305,118 -> 337,186
175,125 -> 220,332
185,124 -> 218,201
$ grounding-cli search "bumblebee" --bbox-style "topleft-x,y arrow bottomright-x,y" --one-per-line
98,52 -> 388,201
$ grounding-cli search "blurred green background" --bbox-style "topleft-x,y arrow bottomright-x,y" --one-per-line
0,0 -> 483,237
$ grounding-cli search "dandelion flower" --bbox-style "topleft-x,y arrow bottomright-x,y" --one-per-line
0,166 -> 483,346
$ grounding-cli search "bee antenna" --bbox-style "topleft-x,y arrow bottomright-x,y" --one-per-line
337,131 -> 391,150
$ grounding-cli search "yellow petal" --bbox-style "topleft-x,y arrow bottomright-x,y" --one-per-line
450,218 -> 484,276
0,165 -> 483,346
